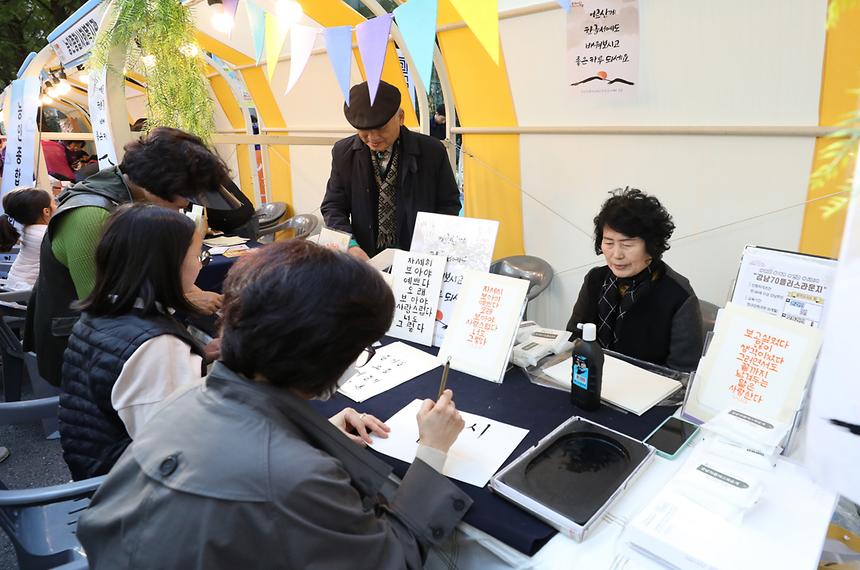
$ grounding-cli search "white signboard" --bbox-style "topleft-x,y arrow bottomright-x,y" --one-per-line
87,67 -> 118,169
388,250 -> 446,346
48,3 -> 104,66
439,271 -> 529,383
371,398 -> 529,487
410,213 -> 499,346
731,246 -> 836,328
315,227 -> 351,251
568,0 -> 639,96
1,78 -> 40,200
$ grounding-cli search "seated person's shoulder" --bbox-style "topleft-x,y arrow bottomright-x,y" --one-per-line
661,264 -> 697,298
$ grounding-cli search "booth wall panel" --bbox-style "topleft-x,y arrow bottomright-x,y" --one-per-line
497,1 -> 826,329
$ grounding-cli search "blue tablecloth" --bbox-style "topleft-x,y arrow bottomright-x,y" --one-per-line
195,240 -> 263,293
311,339 -> 676,556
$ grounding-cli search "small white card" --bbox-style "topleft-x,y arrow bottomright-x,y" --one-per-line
315,227 -> 352,252
371,399 -> 529,487
337,342 -> 441,403
388,251 -> 446,346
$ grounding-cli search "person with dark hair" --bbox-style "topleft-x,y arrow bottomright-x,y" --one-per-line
77,240 -> 472,569
0,188 -> 55,289
566,187 -> 703,371
59,204 -> 210,480
63,140 -> 89,170
430,104 -> 446,140
321,80 -> 460,260
25,127 -> 240,386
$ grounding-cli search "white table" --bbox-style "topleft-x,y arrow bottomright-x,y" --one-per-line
426,436 -> 837,569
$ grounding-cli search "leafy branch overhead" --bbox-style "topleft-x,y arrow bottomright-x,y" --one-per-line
90,0 -> 214,142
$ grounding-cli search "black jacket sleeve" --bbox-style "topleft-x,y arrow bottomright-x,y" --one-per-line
320,142 -> 354,235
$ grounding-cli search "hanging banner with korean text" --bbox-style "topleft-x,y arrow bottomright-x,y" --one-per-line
1,78 -> 40,201
410,213 -> 499,347
87,68 -> 118,169
47,0 -> 104,67
388,250 -> 446,346
568,0 -> 639,96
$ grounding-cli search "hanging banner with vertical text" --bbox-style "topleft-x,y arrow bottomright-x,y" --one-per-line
568,0 -> 639,97
1,78 -> 40,202
87,68 -> 118,169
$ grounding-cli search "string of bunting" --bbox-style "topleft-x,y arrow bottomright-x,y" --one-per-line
229,0 -> 501,104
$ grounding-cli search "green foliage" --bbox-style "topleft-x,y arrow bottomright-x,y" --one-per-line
828,0 -> 860,28
90,0 -> 214,142
0,0 -> 81,90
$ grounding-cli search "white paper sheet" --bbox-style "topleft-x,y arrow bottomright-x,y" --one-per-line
387,251 -> 446,346
371,399 -> 529,487
337,342 -> 441,403
204,235 -> 249,247
316,227 -> 351,252
543,354 -> 682,415
369,248 -> 399,271
438,271 -> 529,383
410,213 -> 499,346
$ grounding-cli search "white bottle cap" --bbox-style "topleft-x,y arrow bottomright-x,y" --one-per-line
576,323 -> 597,342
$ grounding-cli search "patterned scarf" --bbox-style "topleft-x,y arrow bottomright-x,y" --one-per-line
370,140 -> 401,250
596,261 -> 662,349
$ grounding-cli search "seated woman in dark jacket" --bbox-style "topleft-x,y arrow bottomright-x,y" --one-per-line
567,187 -> 703,371
77,240 -> 472,569
59,204 -> 210,480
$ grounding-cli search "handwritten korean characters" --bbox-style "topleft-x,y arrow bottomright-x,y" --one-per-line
388,251 -> 446,346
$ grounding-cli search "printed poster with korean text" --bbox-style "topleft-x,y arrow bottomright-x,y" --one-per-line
568,0 -> 639,97
387,250 -> 446,346
439,271 -> 529,383
410,213 -> 499,346
731,246 -> 837,328
683,303 -> 823,425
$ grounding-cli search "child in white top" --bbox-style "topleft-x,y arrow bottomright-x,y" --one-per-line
0,187 -> 56,289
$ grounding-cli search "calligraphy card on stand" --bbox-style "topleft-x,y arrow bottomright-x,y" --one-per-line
387,251 -> 446,346
439,271 -> 530,383
410,213 -> 499,347
683,302 -> 823,425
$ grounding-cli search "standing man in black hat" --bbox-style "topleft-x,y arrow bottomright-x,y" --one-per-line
321,80 -> 460,260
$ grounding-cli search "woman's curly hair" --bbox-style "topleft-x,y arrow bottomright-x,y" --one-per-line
593,187 -> 675,260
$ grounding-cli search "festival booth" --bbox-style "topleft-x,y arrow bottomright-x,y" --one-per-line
1,1 -> 859,568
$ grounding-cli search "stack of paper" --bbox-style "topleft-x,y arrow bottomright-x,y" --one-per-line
543,355 -> 682,415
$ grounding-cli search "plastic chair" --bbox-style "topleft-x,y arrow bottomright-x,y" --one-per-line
0,315 -> 60,439
699,299 -> 720,337
0,475 -> 105,569
489,255 -> 554,301
257,213 -> 320,244
254,202 -> 289,230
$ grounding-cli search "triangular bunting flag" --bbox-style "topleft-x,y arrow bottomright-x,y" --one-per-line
393,0 -> 438,93
264,11 -> 290,80
324,26 -> 353,104
355,13 -> 393,105
223,0 -> 240,37
286,25 -> 319,94
245,0 -> 266,64
556,0 -> 571,12
449,0 -> 499,65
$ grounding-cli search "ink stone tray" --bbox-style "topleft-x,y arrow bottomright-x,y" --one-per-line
489,416 -> 654,542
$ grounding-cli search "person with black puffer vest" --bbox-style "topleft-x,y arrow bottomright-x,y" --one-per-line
59,204 -> 214,480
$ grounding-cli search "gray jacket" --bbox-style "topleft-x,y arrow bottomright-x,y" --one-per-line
77,362 -> 473,569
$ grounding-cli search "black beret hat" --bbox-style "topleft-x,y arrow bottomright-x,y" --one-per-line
344,81 -> 401,130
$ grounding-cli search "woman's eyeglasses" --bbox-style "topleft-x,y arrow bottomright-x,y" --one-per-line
355,345 -> 376,368
198,250 -> 211,267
